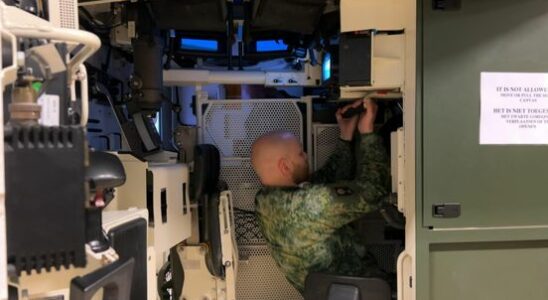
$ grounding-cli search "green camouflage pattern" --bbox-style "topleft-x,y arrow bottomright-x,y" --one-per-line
309,138 -> 355,183
255,133 -> 390,293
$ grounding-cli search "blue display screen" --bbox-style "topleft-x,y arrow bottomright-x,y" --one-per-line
180,38 -> 219,52
154,112 -> 161,132
256,40 -> 289,52
322,52 -> 331,82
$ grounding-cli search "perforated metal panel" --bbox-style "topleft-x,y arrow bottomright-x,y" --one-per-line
219,158 -> 261,210
313,124 -> 340,171
48,0 -> 78,29
59,0 -> 78,29
234,208 -> 265,245
201,99 -> 304,157
198,98 -> 310,300
237,245 -> 303,300
199,98 -> 311,211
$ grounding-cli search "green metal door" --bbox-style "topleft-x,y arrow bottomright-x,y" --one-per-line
422,0 -> 548,229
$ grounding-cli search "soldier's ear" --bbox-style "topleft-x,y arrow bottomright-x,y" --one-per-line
278,157 -> 291,176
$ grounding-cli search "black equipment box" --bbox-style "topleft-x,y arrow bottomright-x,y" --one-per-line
5,125 -> 87,274
339,32 -> 372,87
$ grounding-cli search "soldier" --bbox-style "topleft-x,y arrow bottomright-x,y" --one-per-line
251,98 -> 390,294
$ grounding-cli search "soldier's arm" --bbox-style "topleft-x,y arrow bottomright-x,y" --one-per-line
310,100 -> 365,184
352,133 -> 390,204
303,133 -> 389,228
340,98 -> 390,209
309,138 -> 355,184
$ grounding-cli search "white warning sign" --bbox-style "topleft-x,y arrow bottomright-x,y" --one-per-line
480,72 -> 548,145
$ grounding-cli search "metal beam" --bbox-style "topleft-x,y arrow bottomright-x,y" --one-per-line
164,69 -> 267,86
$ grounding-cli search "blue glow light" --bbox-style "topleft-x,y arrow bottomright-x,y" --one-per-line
180,38 -> 219,52
322,53 -> 331,82
154,113 -> 161,133
256,40 -> 288,52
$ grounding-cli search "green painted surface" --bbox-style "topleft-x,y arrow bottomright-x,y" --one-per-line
430,241 -> 548,300
416,0 -> 548,299
422,0 -> 548,229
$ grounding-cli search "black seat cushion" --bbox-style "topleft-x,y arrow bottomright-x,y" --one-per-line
203,191 -> 224,278
304,273 -> 391,300
87,151 -> 126,191
192,144 -> 224,278
192,144 -> 220,200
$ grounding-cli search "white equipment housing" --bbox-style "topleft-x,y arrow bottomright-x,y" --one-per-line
0,2 -> 100,298
0,14 -> 9,300
339,0 -> 406,99
164,60 -> 321,87
17,209 -> 149,300
47,0 -> 79,29
179,190 -> 238,300
390,128 -> 405,213
112,155 -> 192,270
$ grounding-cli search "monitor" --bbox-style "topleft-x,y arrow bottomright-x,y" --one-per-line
321,47 -> 339,86
256,39 -> 289,52
322,52 -> 332,82
180,38 -> 219,52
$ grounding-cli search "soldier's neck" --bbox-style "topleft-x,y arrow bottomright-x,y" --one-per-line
264,179 -> 298,188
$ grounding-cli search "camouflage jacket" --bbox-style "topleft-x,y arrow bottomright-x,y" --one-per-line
255,133 -> 390,293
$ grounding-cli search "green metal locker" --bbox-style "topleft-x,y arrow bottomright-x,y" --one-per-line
417,0 -> 548,298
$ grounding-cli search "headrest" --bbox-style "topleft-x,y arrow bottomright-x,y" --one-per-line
87,152 -> 126,190
193,144 -> 221,200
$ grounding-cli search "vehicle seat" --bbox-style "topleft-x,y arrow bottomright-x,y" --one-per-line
85,151 -> 126,252
193,144 -> 225,278
304,273 -> 391,300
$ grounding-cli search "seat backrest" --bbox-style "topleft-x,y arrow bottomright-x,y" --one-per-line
304,273 -> 391,300
86,151 -> 127,252
87,151 -> 126,191
193,144 -> 224,278
203,191 -> 224,278
193,144 -> 220,201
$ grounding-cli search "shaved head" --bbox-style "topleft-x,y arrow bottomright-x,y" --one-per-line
251,131 -> 309,187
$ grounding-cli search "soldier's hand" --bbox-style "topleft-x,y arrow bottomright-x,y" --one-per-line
358,98 -> 377,134
336,100 -> 362,141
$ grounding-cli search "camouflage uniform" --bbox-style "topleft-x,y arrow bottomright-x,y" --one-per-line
255,133 -> 390,293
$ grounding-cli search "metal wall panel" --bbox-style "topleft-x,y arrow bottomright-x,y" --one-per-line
417,1 -> 548,299
421,0 -> 548,229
